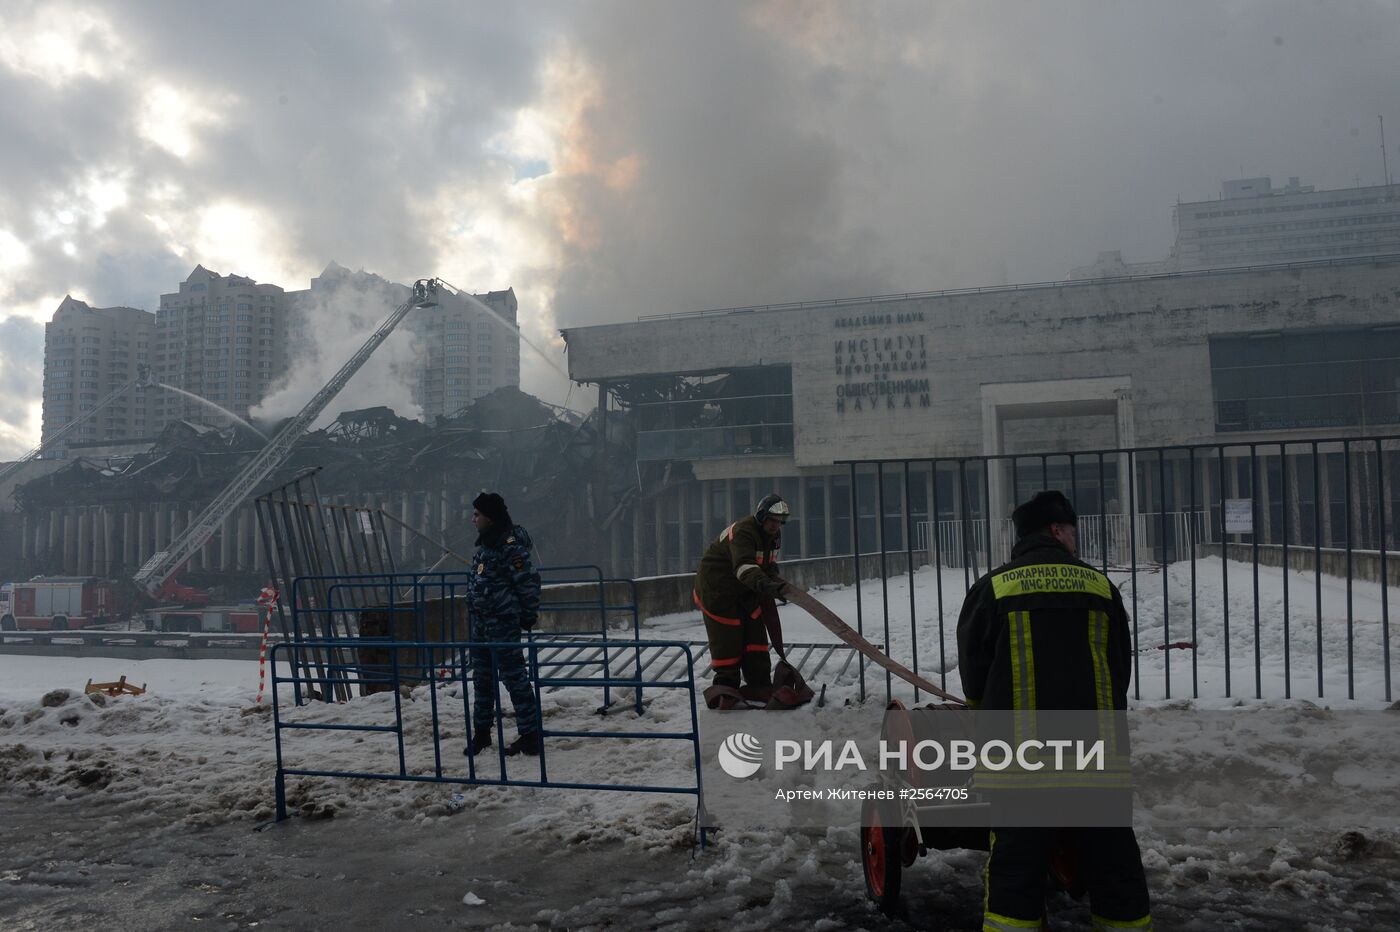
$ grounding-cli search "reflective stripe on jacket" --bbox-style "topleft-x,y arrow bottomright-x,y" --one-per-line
692,515 -> 780,625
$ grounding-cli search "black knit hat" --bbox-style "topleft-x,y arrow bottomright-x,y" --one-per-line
472,491 -> 512,527
1012,490 -> 1077,538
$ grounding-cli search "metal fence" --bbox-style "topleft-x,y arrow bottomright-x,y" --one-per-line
842,436 -> 1400,705
269,636 -> 708,843
916,512 -> 1207,571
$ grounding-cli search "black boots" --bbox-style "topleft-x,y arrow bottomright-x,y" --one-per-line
465,730 -> 540,756
504,731 -> 541,757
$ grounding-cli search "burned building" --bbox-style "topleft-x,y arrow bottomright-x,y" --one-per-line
3,388 -> 625,596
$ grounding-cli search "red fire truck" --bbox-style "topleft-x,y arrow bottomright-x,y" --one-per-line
145,605 -> 263,633
0,577 -> 121,630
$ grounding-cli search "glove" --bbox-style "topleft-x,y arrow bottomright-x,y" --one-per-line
520,614 -> 538,632
756,576 -> 787,599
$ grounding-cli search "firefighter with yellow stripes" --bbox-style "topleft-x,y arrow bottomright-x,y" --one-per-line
693,493 -> 790,709
957,491 -> 1153,932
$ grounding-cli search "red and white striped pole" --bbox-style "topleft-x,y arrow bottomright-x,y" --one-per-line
255,586 -> 279,704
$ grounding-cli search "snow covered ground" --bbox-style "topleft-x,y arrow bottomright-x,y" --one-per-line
3,561 -> 1399,930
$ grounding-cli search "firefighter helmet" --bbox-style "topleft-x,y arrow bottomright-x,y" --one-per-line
755,493 -> 791,523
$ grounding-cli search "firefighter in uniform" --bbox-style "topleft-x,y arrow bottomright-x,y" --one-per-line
693,493 -> 790,709
464,491 -> 542,757
957,491 -> 1153,932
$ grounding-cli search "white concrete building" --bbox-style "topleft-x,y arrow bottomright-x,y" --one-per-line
564,255 -> 1400,575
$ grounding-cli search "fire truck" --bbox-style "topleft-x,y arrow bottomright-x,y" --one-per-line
144,605 -> 262,633
0,577 -> 122,630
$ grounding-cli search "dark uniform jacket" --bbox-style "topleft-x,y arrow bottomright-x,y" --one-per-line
466,524 -> 541,624
692,516 -> 780,623
957,533 -> 1132,711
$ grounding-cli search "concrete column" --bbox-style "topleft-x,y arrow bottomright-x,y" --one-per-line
1200,453 -> 1216,544
154,504 -> 167,552
700,479 -> 713,545
1353,447 -> 1373,550
235,509 -> 248,570
92,508 -> 107,577
825,475 -> 835,557
253,516 -> 266,574
1114,389 -> 1136,524
1283,452 -> 1302,548
1318,452 -> 1333,548
677,485 -> 690,571
925,467 -> 937,565
76,508 -> 92,576
47,510 -> 59,567
137,508 -> 149,564
179,507 -> 194,572
169,508 -> 183,568
797,476 -> 809,559
1258,451 -> 1273,545
218,514 -> 231,570
631,499 -> 644,579
20,514 -> 30,563
122,509 -> 135,571
105,507 -> 118,575
653,491 -> 667,576
609,514 -> 623,578
1227,453 -> 1241,545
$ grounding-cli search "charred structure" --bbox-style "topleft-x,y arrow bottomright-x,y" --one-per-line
2,388 -> 633,596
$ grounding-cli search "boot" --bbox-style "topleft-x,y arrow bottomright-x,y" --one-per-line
504,731 -> 541,757
465,730 -> 492,756
739,684 -> 773,704
703,683 -> 747,710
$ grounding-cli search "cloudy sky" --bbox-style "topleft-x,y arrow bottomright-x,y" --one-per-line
1,0 -> 1397,458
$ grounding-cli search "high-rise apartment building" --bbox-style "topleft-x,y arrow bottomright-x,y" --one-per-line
283,262 -> 410,369
1072,176 -> 1400,278
41,296 -> 155,447
152,265 -> 290,432
407,287 -> 521,422
286,263 -> 521,423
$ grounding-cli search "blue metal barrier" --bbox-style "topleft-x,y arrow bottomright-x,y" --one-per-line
286,566 -> 644,709
269,636 -> 708,845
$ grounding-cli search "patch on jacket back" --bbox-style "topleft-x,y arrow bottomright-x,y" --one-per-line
991,564 -> 1111,600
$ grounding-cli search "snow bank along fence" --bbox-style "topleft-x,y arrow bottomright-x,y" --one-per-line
269,570 -> 707,838
840,436 -> 1400,704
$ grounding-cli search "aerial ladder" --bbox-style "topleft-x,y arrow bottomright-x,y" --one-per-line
0,364 -> 155,488
132,278 -> 446,595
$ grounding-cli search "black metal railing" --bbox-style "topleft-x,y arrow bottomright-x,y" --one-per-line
840,436 -> 1399,706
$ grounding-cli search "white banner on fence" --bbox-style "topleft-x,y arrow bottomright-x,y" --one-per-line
358,511 -> 375,535
1224,499 -> 1253,534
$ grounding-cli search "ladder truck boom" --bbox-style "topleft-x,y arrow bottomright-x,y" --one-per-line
132,278 -> 444,595
0,364 -> 153,488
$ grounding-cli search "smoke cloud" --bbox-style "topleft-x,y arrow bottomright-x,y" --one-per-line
251,270 -> 422,426
3,1 -> 1400,459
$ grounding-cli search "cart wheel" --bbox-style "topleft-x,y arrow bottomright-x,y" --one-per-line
861,798 -> 903,915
